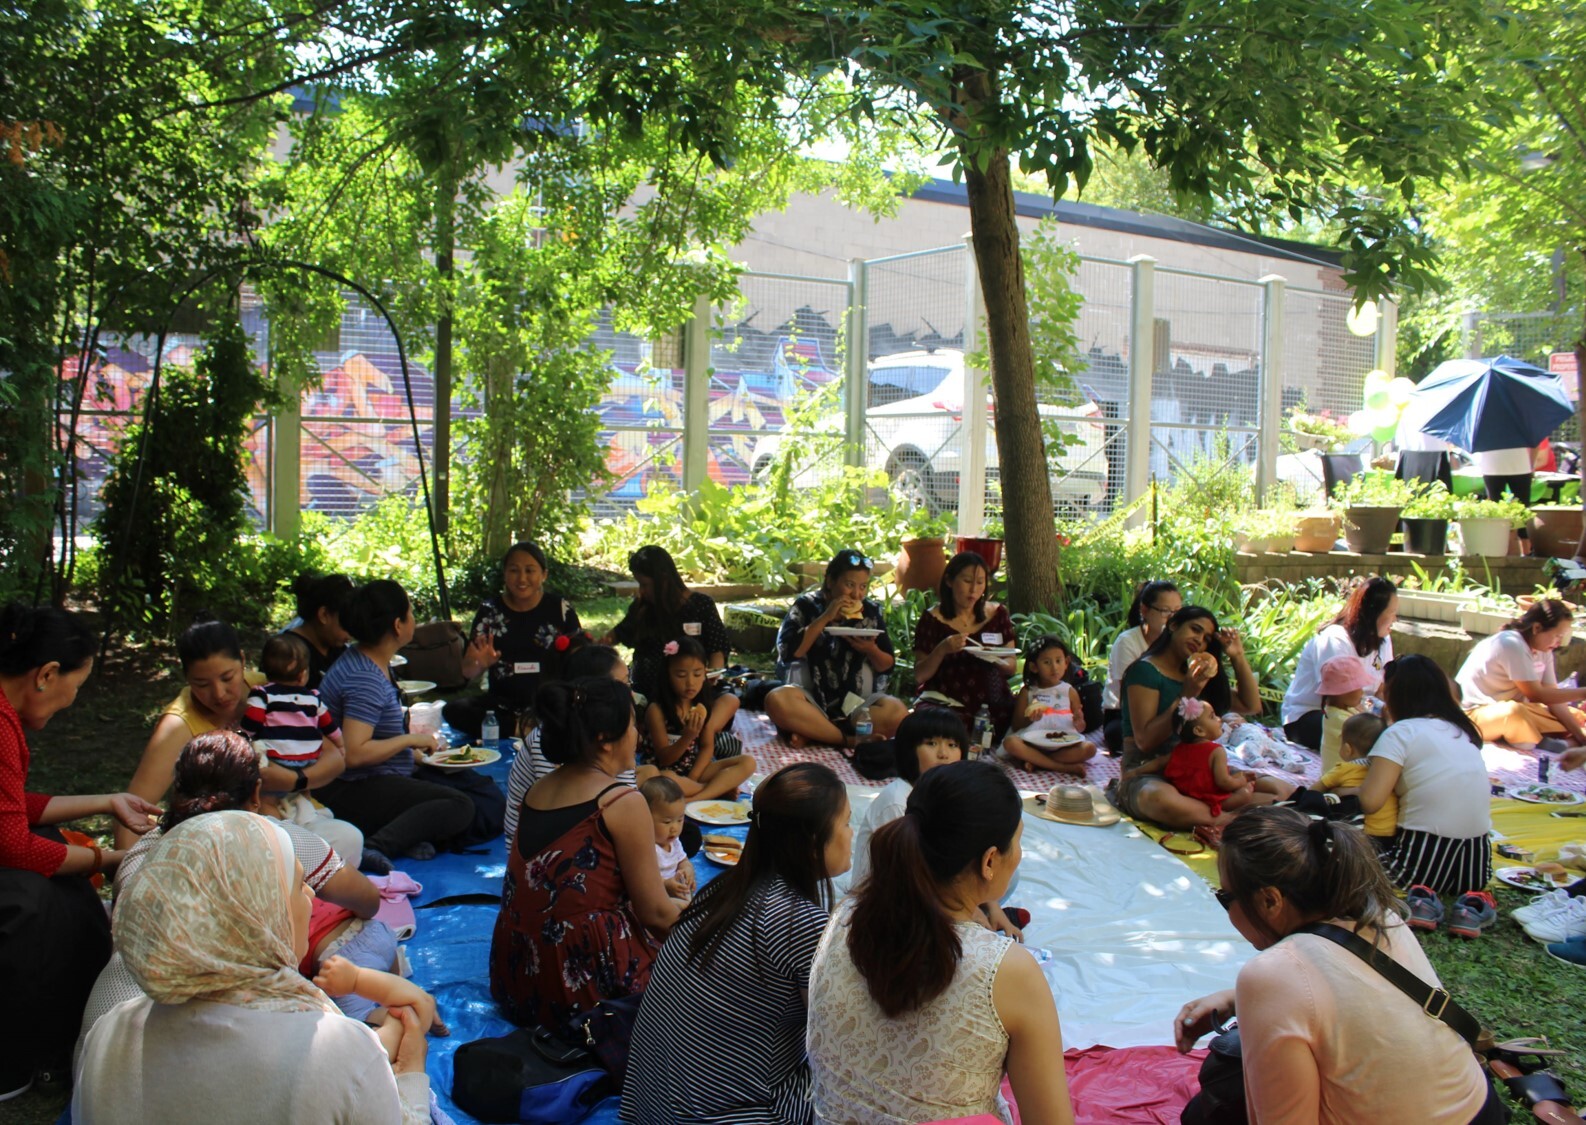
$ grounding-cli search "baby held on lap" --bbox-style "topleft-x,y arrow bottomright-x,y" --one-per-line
642,775 -> 696,907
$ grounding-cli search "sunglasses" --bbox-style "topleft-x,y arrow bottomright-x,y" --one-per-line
1214,888 -> 1235,911
842,552 -> 873,569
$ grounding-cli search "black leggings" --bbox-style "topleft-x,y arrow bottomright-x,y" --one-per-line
317,773 -> 476,857
1284,710 -> 1323,750
0,827 -> 112,1071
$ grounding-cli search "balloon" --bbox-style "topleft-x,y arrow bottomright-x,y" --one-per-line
1348,409 -> 1373,436
1347,300 -> 1380,337
1372,423 -> 1397,444
1389,377 -> 1414,407
1365,390 -> 1391,411
1367,405 -> 1399,430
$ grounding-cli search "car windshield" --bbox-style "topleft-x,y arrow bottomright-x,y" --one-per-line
868,364 -> 953,407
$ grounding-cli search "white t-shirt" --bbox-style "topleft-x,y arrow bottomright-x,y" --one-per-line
1474,447 -> 1532,477
1282,624 -> 1391,725
848,777 -> 911,890
1368,717 -> 1491,837
656,837 -> 687,880
1104,626 -> 1151,712
1455,630 -> 1553,706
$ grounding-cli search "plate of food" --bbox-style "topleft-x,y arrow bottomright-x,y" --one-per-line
1496,864 -> 1573,892
1509,784 -> 1585,805
701,834 -> 743,865
686,800 -> 752,826
420,744 -> 502,771
1040,731 -> 1087,748
397,679 -> 437,695
826,626 -> 883,638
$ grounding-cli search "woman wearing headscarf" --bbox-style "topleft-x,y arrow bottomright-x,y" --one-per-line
73,811 -> 429,1124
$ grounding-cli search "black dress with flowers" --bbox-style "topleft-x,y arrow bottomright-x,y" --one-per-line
489,783 -> 657,1034
468,593 -> 582,714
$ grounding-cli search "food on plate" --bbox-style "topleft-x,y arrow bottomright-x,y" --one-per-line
839,600 -> 865,620
1187,652 -> 1218,679
692,801 -> 747,821
1517,785 -> 1578,803
702,834 -> 741,851
1536,861 -> 1569,881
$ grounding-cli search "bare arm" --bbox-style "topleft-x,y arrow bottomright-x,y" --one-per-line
318,862 -> 382,919
1174,989 -> 1238,1053
259,738 -> 347,791
1010,686 -> 1035,732
1125,680 -> 1172,758
602,789 -> 683,933
1547,701 -> 1586,742
645,704 -> 698,770
1210,748 -> 1246,792
342,718 -> 434,769
314,957 -> 443,1034
995,946 -> 1075,1125
1515,678 -> 1586,706
1068,684 -> 1086,733
119,716 -> 191,847
1356,757 -> 1402,815
914,630 -> 968,685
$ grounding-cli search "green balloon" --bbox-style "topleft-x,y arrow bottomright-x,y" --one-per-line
1372,423 -> 1397,444
1364,390 -> 1391,411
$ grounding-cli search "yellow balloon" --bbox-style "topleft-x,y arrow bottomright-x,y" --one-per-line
1347,301 -> 1380,337
1389,377 -> 1414,407
1363,369 -> 1391,394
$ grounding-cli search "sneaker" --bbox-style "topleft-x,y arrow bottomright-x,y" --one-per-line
1545,938 -> 1586,969
1522,896 -> 1586,943
1513,888 -> 1573,926
1406,884 -> 1444,931
0,1062 -> 32,1103
1448,891 -> 1498,938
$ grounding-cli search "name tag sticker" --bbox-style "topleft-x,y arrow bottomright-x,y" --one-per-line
981,632 -> 1002,646
513,662 -> 540,675
683,622 -> 703,636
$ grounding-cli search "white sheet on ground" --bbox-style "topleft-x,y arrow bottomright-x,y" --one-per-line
838,784 -> 1252,1051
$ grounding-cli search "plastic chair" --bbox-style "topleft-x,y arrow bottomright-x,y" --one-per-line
1395,450 -> 1453,491
1320,454 -> 1365,500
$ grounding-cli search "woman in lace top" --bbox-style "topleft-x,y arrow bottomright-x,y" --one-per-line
806,761 -> 1073,1125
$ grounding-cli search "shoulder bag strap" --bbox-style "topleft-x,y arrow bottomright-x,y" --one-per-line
1297,922 -> 1483,1048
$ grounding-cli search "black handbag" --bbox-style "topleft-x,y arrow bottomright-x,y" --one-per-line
452,1027 -> 612,1123
574,991 -> 645,1086
1180,1015 -> 1246,1125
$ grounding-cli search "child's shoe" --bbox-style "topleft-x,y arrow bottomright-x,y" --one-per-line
1447,891 -> 1497,939
1405,884 -> 1444,931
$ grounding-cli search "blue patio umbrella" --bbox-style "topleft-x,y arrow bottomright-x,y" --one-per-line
1406,355 -> 1575,453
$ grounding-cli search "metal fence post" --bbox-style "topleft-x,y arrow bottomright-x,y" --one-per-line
1375,299 -> 1398,376
1125,255 -> 1157,525
958,234 -> 987,536
1463,310 -> 1483,359
845,258 -> 868,476
271,393 -> 301,538
1256,274 -> 1286,503
682,292 -> 712,493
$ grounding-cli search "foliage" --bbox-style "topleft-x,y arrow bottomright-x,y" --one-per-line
92,312 -> 272,631
1402,482 -> 1457,521
1453,493 -> 1533,531
1283,408 -> 1354,452
880,588 -> 933,693
1333,473 -> 1417,509
1237,509 -> 1300,541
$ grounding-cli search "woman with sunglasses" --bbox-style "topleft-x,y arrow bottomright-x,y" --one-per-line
766,550 -> 907,749
1175,808 -> 1502,1124
1102,581 -> 1182,755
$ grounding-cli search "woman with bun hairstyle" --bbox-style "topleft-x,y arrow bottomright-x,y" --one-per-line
1282,576 -> 1397,750
1456,598 -> 1586,748
765,549 -> 908,748
1174,808 -> 1500,1124
1102,580 -> 1182,754
912,551 -> 1018,742
624,763 -> 852,1124
0,603 -> 163,1096
807,760 -> 1072,1125
315,581 -> 475,872
1114,606 -> 1261,830
491,676 -> 679,1035
282,572 -> 353,689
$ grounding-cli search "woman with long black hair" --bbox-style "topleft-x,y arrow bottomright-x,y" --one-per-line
609,545 -> 730,701
1101,580 -> 1181,754
623,762 -> 851,1124
1282,576 -> 1397,749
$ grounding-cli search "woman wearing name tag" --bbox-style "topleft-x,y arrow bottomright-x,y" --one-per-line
912,551 -> 1017,744
609,545 -> 731,703
445,541 -> 582,739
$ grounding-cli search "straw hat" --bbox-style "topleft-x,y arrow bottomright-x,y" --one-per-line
1024,783 -> 1120,827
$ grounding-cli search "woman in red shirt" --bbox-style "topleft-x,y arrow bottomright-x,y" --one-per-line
0,603 -> 161,1097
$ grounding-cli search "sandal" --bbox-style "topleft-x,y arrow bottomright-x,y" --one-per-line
1159,833 -> 1206,856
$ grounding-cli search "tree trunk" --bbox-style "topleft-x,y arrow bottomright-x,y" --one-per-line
961,144 -> 1060,613
432,179 -> 456,535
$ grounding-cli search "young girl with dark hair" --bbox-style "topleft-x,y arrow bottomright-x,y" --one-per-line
1456,597 -> 1586,748
911,551 -> 1017,742
624,763 -> 851,1125
807,760 -> 1073,1125
609,545 -> 731,700
1354,655 -> 1493,896
1114,607 -> 1261,830
643,638 -> 754,803
0,603 -> 160,1095
283,572 -> 353,689
491,676 -> 680,1036
1102,580 -> 1181,754
315,581 -> 475,872
1175,808 -> 1502,1124
1003,636 -> 1096,774
447,541 -> 582,739
1282,576 -> 1397,749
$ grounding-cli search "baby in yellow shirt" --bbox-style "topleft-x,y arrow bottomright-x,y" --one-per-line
1316,713 -> 1394,844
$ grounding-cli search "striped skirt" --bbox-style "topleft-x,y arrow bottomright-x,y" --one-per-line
1380,827 -> 1492,896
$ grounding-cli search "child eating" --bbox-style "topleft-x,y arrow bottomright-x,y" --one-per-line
1317,655 -> 1378,772
641,774 -> 696,905
1002,635 -> 1096,774
644,638 -> 756,801
1163,697 -> 1296,818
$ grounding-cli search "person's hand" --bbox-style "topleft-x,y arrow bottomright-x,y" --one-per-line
992,913 -> 1024,943
313,954 -> 361,997
1174,990 -> 1236,1053
1218,628 -> 1246,660
936,632 -> 970,656
819,596 -> 859,625
389,1006 -> 429,1075
664,875 -> 690,900
465,632 -> 499,669
410,731 -> 443,755
683,704 -> 706,739
1562,747 -> 1586,772
108,793 -> 163,834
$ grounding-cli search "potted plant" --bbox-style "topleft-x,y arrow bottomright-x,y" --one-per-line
1400,483 -> 1455,555
1459,592 -> 1520,636
1530,503 -> 1584,558
958,514 -> 1005,573
1235,509 -> 1296,554
1293,509 -> 1343,552
1453,494 -> 1529,558
1331,474 -> 1415,554
894,510 -> 954,592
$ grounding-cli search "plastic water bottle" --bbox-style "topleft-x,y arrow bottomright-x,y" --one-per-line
852,702 -> 873,740
1539,754 -> 1552,783
481,710 -> 500,746
970,705 -> 992,761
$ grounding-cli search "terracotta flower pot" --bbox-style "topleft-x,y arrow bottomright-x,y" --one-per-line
1530,505 -> 1583,558
955,536 -> 1004,573
1294,511 -> 1342,553
894,538 -> 948,592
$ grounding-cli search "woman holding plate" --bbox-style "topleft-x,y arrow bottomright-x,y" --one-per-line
912,551 -> 1017,744
765,549 -> 908,749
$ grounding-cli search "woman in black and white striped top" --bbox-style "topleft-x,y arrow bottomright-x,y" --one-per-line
621,763 -> 852,1125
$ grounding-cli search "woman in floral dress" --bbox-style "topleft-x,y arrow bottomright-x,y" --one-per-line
912,551 -> 1017,743
490,676 -> 680,1035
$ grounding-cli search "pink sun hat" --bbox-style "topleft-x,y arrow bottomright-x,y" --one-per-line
1319,655 -> 1378,697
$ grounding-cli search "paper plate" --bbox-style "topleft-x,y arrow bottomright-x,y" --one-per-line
389,654 -> 408,669
420,746 -> 501,771
1509,784 -> 1585,805
827,626 -> 883,638
397,679 -> 437,695
686,800 -> 751,826
968,647 -> 1018,662
1039,731 -> 1087,748
1495,866 -> 1572,892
